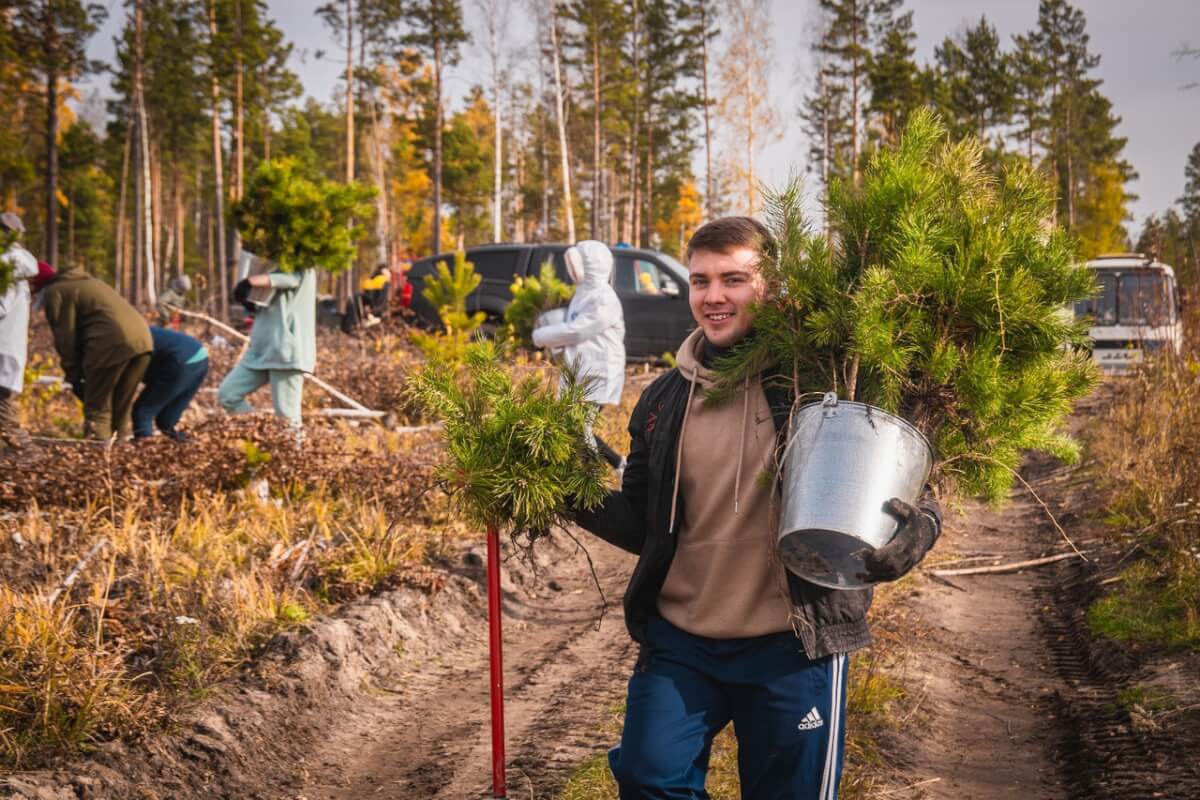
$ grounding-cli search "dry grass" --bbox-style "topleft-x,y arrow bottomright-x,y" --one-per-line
0,328 -> 459,767
1084,349 -> 1200,651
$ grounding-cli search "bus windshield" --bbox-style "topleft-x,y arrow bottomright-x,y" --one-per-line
1075,272 -> 1175,327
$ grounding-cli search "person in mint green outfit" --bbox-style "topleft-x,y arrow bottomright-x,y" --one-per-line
217,261 -> 316,426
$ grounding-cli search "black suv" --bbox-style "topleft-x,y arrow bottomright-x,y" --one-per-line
404,244 -> 696,359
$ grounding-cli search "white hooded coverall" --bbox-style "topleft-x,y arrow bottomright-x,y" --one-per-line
532,240 -> 626,406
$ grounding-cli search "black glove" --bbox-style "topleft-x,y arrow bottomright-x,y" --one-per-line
233,278 -> 254,311
862,497 -> 940,582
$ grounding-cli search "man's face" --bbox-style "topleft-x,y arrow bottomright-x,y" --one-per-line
687,246 -> 765,348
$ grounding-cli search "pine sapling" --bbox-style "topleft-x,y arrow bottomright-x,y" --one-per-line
231,157 -> 376,274
412,251 -> 487,362
715,109 -> 1099,502
504,260 -> 574,348
408,341 -> 608,541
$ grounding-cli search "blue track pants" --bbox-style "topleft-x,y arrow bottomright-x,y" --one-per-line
132,357 -> 209,438
610,615 -> 849,800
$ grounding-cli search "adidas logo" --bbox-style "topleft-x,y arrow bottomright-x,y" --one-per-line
797,707 -> 824,731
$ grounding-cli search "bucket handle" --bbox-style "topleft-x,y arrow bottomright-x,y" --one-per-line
777,392 -> 840,480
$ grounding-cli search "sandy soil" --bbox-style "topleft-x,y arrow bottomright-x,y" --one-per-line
291,534 -> 637,800
7,429 -> 1200,799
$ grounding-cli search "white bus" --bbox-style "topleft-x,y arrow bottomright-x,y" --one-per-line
1074,254 -> 1184,374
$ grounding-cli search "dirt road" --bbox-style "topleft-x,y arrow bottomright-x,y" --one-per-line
293,533 -> 638,800
894,486 -> 1071,799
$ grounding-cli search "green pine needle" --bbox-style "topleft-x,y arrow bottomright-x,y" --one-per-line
714,108 -> 1099,502
408,340 -> 608,537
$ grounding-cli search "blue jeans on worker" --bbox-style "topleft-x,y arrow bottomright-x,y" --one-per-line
131,357 -> 209,438
610,615 -> 849,800
217,362 -> 304,426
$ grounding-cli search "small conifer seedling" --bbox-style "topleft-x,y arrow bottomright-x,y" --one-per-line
504,260 -> 574,348
408,341 -> 608,538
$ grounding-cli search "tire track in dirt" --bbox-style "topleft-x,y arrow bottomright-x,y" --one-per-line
893,441 -> 1200,799
896,489 -> 1070,800
293,531 -> 636,800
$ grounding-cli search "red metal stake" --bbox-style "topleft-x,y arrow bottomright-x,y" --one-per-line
486,524 -> 507,798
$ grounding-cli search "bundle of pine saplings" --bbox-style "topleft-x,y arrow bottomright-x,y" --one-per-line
408,341 -> 608,538
231,157 -> 375,274
715,109 -> 1098,502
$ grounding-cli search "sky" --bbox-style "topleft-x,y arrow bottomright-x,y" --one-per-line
84,0 -> 1200,236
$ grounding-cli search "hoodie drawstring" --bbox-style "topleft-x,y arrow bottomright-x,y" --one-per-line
670,369 -> 753,528
668,366 -> 699,533
733,375 -> 750,515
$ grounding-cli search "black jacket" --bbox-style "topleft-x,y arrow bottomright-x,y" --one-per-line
574,367 -> 940,659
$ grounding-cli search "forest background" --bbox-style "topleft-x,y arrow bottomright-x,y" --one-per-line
2,0 -> 1200,319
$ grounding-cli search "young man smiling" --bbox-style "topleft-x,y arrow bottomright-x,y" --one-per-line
573,217 -> 941,799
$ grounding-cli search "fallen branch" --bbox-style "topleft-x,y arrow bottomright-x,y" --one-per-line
48,537 -> 110,604
164,304 -> 381,415
928,550 -> 1086,578
316,408 -> 387,419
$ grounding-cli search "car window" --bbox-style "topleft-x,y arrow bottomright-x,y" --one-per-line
532,247 -> 570,283
613,255 -> 672,296
469,250 -> 522,282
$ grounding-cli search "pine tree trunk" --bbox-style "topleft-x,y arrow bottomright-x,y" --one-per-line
138,81 -> 156,304
341,0 -> 354,313
549,8 -> 575,243
434,35 -> 444,251
132,110 -> 143,307
850,0 -> 861,187
644,122 -> 654,247
231,0 -> 245,270
369,93 -> 390,266
174,167 -> 185,276
699,0 -> 713,219
1065,100 -> 1075,228
490,2 -> 503,243
115,122 -> 132,297
66,190 -> 74,265
152,142 -> 164,284
591,23 -> 601,238
630,0 -> 640,243
235,0 -> 244,202
208,0 -> 228,319
45,63 -> 59,265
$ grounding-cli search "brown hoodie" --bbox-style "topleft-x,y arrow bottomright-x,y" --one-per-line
656,328 -> 794,639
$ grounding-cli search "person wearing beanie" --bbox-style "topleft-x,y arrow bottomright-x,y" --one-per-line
570,217 -> 943,799
132,326 -> 209,441
0,212 -> 39,449
39,265 -> 153,440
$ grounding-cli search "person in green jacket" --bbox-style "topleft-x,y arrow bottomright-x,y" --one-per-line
217,262 -> 316,426
37,265 -> 154,440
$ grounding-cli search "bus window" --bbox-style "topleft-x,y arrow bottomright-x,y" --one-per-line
1118,274 -> 1174,326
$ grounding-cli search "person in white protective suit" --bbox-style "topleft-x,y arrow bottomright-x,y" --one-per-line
0,212 -> 40,450
532,240 -> 627,471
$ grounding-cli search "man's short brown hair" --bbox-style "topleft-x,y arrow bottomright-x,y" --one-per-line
685,216 -> 775,262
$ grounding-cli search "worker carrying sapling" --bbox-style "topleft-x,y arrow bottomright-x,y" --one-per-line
570,217 -> 942,799
533,240 -> 627,472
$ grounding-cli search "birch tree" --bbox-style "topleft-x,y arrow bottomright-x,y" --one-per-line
474,0 -> 511,242
716,0 -> 776,215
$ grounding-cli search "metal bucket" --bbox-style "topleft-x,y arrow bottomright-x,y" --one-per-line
777,392 -> 934,590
